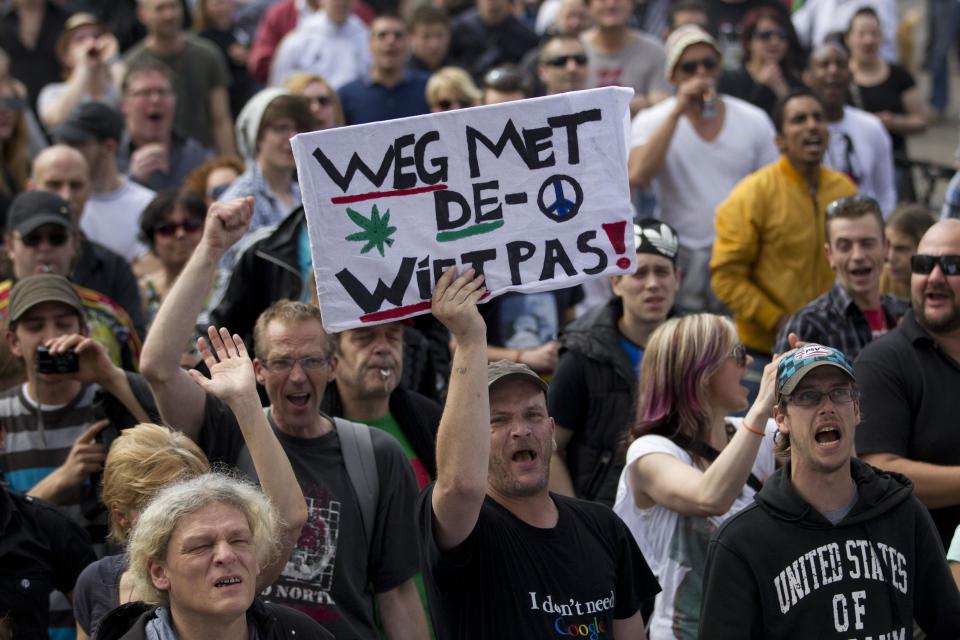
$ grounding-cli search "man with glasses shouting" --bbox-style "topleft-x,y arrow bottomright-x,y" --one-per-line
855,218 -> 960,549
700,343 -> 960,638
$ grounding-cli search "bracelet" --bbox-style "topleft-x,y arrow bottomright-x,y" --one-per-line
741,420 -> 764,437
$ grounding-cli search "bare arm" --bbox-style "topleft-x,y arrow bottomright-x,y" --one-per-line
76,624 -> 90,640
951,562 -> 960,590
376,578 -> 430,640
486,341 -> 558,375
547,424 -> 575,497
876,86 -> 927,137
613,610 -> 646,638
629,358 -> 779,517
40,36 -> 117,128
208,86 -> 237,156
188,326 -> 307,589
139,197 -> 253,440
860,452 -> 960,509
28,420 -> 109,503
431,268 -> 490,551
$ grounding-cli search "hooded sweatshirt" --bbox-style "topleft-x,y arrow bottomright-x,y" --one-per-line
699,458 -> 960,639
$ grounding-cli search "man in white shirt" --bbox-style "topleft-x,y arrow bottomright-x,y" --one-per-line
628,25 -> 778,312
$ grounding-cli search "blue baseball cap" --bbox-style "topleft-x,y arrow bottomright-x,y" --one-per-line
777,344 -> 854,397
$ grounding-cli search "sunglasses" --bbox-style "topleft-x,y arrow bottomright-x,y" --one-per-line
825,194 -> 879,218
21,230 -> 70,247
154,218 -> 204,237
910,254 -> 960,276
753,28 -> 787,41
307,95 -> 333,107
0,96 -> 25,111
207,183 -> 230,201
730,343 -> 747,368
435,98 -> 473,110
678,56 -> 718,74
543,53 -> 588,67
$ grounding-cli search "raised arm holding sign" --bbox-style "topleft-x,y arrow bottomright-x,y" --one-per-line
291,87 -> 636,332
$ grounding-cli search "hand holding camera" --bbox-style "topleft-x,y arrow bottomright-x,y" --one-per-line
38,333 -> 116,386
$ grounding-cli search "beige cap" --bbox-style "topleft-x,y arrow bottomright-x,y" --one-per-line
487,359 -> 548,392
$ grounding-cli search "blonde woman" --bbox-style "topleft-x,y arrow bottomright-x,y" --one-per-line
426,66 -> 481,112
283,72 -> 344,130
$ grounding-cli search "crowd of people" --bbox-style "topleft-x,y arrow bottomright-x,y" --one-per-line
2,0 -> 960,638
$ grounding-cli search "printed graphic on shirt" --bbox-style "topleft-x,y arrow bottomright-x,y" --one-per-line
528,589 -> 617,638
499,292 -> 559,349
262,484 -> 340,617
773,539 -> 908,639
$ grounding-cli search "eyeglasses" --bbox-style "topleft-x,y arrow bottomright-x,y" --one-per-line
910,254 -> 960,276
730,343 -> 747,368
435,98 -> 473,110
20,230 -> 70,247
825,194 -> 879,218
753,28 -> 787,41
786,387 -> 859,407
154,218 -> 203,237
128,88 -> 173,99
0,96 -> 25,111
543,53 -> 588,67
261,356 -> 331,373
677,56 -> 718,74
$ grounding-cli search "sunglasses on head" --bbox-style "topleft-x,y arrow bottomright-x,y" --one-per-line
154,218 -> 203,237
825,194 -> 880,218
677,56 -> 718,75
753,28 -> 787,41
910,254 -> 960,276
21,230 -> 70,247
543,53 -> 588,67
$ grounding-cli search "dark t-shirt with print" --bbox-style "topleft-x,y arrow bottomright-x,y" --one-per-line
199,397 -> 420,639
418,485 -> 660,639
481,288 -> 583,349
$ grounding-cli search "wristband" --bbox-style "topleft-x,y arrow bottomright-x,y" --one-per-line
742,420 -> 764,437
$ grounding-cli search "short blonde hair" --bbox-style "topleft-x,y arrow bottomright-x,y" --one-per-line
283,72 -> 345,128
102,423 -> 210,544
253,300 -> 329,360
426,67 -> 481,108
126,473 -> 280,606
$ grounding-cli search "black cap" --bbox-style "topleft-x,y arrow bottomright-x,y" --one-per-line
54,102 -> 124,143
6,191 -> 74,236
634,219 -> 679,263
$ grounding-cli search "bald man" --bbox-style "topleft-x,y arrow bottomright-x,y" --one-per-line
28,146 -> 145,336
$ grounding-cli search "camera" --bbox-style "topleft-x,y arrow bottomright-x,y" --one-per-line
35,345 -> 79,374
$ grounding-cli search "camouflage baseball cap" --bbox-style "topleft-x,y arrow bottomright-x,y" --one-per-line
777,344 -> 855,397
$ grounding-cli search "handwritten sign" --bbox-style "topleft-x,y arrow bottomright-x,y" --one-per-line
291,87 -> 635,331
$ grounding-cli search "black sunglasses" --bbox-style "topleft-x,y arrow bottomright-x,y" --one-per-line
730,343 -> 747,368
753,28 -> 787,41
910,254 -> 960,276
678,56 -> 718,74
0,96 -> 25,111
543,53 -> 588,67
308,95 -> 333,107
154,218 -> 204,237
436,98 -> 474,110
21,230 -> 70,247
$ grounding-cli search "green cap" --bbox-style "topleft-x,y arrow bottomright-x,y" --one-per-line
487,359 -> 548,392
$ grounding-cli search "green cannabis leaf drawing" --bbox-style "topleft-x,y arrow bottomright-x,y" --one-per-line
344,204 -> 397,257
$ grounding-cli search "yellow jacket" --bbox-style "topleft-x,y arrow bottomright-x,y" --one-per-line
711,156 -> 857,353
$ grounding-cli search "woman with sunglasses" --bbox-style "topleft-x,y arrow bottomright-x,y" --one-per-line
613,313 -> 780,640
283,72 -> 345,130
138,190 -> 206,334
426,66 -> 481,112
718,7 -> 804,118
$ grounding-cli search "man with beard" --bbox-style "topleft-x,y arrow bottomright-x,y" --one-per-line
419,267 -> 660,638
855,219 -> 960,548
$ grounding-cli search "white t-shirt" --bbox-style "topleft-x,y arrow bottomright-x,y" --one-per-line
269,13 -> 371,89
630,95 -> 778,249
613,418 -> 777,640
80,177 -> 155,262
824,106 -> 896,217
792,0 -> 898,63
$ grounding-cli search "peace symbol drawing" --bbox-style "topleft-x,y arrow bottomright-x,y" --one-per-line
537,174 -> 584,223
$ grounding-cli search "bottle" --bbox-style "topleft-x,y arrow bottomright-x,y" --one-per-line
701,88 -> 718,120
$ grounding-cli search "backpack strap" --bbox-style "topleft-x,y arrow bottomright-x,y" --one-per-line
333,417 -> 380,551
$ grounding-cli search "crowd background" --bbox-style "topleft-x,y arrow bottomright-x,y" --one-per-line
2,0 -> 960,637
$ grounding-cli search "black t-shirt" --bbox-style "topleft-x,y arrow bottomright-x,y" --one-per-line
851,63 -> 916,154
199,397 -> 420,639
854,310 -> 960,548
73,552 -> 125,636
481,288 -> 583,349
0,488 -> 95,638
418,485 -> 660,639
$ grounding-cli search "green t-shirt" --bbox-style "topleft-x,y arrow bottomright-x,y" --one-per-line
356,412 -> 430,490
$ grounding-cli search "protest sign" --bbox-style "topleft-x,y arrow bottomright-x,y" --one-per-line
291,86 -> 636,332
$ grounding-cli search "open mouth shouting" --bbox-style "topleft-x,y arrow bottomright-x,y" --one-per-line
213,575 -> 244,588
814,424 -> 842,448
286,392 -> 310,408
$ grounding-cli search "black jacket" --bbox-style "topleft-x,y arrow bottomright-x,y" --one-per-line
550,298 -> 637,505
321,384 -> 441,479
94,599 -> 333,639
700,459 -> 960,638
